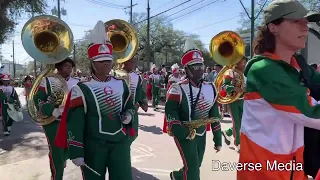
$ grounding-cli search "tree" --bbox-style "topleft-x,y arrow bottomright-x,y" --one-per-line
237,0 -> 320,33
0,0 -> 47,44
74,13 -> 214,72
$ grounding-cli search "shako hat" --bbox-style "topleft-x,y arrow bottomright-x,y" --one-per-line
87,21 -> 113,62
171,63 -> 179,73
150,64 -> 157,72
181,38 -> 204,67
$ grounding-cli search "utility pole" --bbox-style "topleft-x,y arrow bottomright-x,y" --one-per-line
146,0 -> 151,68
57,0 -> 61,19
250,0 -> 255,58
239,0 -> 267,58
130,0 -> 133,23
31,4 -> 37,77
73,44 -> 76,72
12,40 -> 15,78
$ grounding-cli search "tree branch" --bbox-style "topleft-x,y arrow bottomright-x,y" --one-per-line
255,0 -> 268,20
239,0 -> 251,19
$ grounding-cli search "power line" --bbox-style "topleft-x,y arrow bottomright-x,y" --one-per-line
134,0 -> 192,25
189,15 -> 240,32
151,0 -> 176,12
170,0 -> 221,22
85,0 -> 125,9
164,0 -> 207,19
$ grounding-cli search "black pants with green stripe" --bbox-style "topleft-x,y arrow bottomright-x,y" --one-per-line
172,133 -> 206,180
43,121 -> 67,180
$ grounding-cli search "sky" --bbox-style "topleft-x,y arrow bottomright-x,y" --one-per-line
0,0 -> 253,66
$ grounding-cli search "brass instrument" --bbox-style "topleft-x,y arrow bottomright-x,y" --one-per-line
167,117 -> 222,140
104,19 -> 138,84
210,31 -> 245,104
21,15 -> 73,125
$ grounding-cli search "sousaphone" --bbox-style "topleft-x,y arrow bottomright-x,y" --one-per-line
104,19 -> 138,84
21,15 -> 74,125
210,31 -> 245,104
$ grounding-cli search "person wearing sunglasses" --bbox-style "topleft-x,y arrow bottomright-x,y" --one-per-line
165,38 -> 222,180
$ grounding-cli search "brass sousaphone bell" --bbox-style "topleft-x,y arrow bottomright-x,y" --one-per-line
104,19 -> 138,85
210,31 -> 246,104
21,15 -> 74,125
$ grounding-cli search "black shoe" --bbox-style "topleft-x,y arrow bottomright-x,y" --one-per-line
222,131 -> 231,145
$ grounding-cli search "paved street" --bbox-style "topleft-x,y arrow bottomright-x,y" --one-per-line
0,89 -> 239,180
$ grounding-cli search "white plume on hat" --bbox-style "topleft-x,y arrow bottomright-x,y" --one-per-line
0,64 -> 10,75
183,37 -> 198,53
150,64 -> 157,71
171,63 -> 179,71
89,21 -> 107,45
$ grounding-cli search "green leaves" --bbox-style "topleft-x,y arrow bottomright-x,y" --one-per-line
0,0 -> 47,44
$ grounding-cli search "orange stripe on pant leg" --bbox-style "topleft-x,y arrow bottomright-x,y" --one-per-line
174,137 -> 188,180
237,133 -> 307,180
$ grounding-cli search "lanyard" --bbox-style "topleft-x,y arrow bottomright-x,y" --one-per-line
188,79 -> 203,119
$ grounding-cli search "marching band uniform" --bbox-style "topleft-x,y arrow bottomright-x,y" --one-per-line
0,74 -> 21,136
220,66 -> 245,150
149,64 -> 161,109
33,60 -> 79,180
165,38 -> 222,180
163,63 -> 180,133
146,72 -> 152,101
55,21 -> 135,180
128,70 -> 148,142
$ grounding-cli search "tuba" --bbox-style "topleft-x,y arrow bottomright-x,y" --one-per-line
21,15 -> 73,125
210,31 -> 245,104
104,19 -> 138,84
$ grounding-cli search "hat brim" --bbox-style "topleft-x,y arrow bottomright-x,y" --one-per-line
305,11 -> 320,22
284,11 -> 320,22
184,59 -> 204,66
92,57 -> 113,62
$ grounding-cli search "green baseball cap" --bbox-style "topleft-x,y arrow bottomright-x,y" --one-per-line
263,0 -> 320,24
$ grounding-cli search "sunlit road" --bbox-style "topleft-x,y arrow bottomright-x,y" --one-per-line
0,90 -> 239,180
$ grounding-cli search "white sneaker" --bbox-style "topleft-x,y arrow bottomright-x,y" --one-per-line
4,131 -> 9,136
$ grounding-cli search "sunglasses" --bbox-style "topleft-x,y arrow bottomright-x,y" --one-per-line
190,64 -> 205,70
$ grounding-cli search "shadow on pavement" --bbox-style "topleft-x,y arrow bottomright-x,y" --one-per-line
138,112 -> 155,116
220,119 -> 232,124
132,167 -> 160,180
139,124 -> 163,135
0,109 -> 45,153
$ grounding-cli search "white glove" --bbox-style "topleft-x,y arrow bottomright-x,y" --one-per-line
121,112 -> 132,124
52,106 -> 64,118
72,157 -> 85,167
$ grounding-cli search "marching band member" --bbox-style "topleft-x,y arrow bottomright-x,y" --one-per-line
165,38 -> 222,180
146,71 -> 152,101
55,21 -> 134,180
238,0 -> 320,179
118,56 -> 148,143
24,75 -> 32,99
0,74 -> 21,136
221,57 -> 247,151
162,63 -> 180,133
167,63 -> 181,89
33,57 -> 78,180
149,64 -> 161,110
